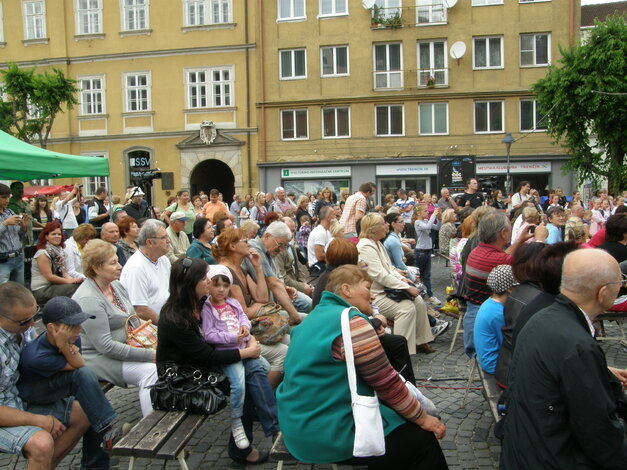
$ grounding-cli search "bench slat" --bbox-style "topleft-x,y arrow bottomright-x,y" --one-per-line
476,363 -> 502,422
113,410 -> 172,456
131,411 -> 188,457
156,414 -> 207,459
270,432 -> 296,462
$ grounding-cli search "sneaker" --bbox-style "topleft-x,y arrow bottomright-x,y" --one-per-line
232,421 -> 250,450
431,321 -> 451,339
428,296 -> 442,306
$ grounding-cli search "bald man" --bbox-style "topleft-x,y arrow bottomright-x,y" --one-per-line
503,249 -> 627,469
100,222 -> 127,266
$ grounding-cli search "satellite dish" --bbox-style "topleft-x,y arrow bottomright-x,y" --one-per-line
443,0 -> 458,8
450,41 -> 467,60
362,0 -> 376,8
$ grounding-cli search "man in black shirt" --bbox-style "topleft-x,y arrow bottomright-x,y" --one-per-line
457,178 -> 485,208
88,186 -> 109,229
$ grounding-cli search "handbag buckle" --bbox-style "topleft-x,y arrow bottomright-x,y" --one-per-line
192,370 -> 203,381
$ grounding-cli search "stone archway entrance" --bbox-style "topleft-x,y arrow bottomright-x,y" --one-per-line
189,159 -> 235,203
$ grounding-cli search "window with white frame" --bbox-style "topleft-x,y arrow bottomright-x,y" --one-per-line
184,0 -> 231,26
278,0 -> 305,20
416,0 -> 446,25
321,46 -> 348,77
281,109 -> 308,140
375,0 -> 401,19
474,100 -> 503,133
186,68 -> 232,108
419,102 -> 448,135
320,0 -> 347,16
472,0 -> 502,5
79,76 -> 105,115
123,0 -> 149,31
322,107 -> 350,138
375,105 -> 403,136
473,36 -> 503,69
30,178 -> 53,186
418,40 -> 447,86
280,49 -> 307,79
520,99 -> 547,131
124,72 -> 150,112
23,1 -> 46,40
76,0 -> 102,35
520,33 -> 550,66
374,43 -> 402,89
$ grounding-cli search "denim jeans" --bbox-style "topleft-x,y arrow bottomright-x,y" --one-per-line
463,301 -> 481,358
18,367 -> 114,470
293,291 -> 312,313
222,362 -> 245,419
0,253 -> 24,286
414,249 -> 433,297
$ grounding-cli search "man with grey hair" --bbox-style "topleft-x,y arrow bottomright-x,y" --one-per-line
246,221 -> 303,324
121,219 -> 171,323
437,187 -> 459,211
503,249 -> 627,469
462,211 -> 547,356
564,203 -> 586,241
272,186 -> 296,215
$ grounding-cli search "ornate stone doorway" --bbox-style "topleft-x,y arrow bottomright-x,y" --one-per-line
189,159 -> 235,202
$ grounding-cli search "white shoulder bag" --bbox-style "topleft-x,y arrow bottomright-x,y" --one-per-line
341,307 -> 386,457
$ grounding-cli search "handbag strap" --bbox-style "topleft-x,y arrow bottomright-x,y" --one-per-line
341,306 -> 365,402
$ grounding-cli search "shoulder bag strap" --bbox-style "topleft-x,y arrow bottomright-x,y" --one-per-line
341,306 -> 360,401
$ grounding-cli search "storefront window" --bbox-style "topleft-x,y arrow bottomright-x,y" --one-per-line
282,179 -> 350,202
378,177 -> 429,206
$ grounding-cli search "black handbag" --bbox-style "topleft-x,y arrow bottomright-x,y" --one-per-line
149,364 -> 228,415
383,287 -> 416,302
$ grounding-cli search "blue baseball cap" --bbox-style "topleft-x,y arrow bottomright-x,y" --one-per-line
42,297 -> 96,325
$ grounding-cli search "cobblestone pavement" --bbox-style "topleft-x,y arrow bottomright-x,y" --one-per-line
3,256 -> 626,470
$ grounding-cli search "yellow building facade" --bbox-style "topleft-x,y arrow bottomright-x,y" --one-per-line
257,0 -> 581,201
0,0 -> 258,207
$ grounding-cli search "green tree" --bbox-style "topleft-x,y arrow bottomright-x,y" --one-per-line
0,63 -> 78,148
532,14 -> 627,194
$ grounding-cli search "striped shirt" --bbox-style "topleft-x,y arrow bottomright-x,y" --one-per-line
331,315 -> 423,423
0,327 -> 35,409
0,208 -> 22,254
339,192 -> 366,235
465,243 -> 513,305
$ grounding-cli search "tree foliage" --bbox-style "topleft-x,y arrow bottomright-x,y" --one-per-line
0,63 -> 78,148
532,14 -> 627,193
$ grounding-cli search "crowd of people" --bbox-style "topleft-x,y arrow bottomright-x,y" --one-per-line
0,177 -> 626,469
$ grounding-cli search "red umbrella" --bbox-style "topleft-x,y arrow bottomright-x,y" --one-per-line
23,185 -> 74,198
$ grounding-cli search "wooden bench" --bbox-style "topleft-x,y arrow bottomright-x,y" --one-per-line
112,410 -> 207,470
270,432 -> 341,470
462,358 -> 503,423
99,380 -> 114,394
595,311 -> 626,343
435,250 -> 450,267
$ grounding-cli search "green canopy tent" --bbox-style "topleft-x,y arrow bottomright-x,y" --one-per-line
0,130 -> 109,181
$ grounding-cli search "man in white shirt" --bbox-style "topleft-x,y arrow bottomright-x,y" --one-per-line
165,211 -> 190,263
395,189 -> 416,232
509,181 -> 531,213
307,206 -> 333,275
121,219 -> 171,323
55,184 -> 80,235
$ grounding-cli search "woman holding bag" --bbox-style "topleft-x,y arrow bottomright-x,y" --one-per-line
277,265 -> 448,469
73,239 -> 157,416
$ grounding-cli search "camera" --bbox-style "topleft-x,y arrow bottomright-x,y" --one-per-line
529,225 -> 536,234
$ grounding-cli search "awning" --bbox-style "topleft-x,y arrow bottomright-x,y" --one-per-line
23,185 -> 74,198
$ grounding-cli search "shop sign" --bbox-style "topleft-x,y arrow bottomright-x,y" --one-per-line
281,167 -> 351,179
376,164 -> 437,176
476,162 -> 551,174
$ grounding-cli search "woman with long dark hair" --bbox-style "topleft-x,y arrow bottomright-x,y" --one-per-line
157,257 -> 272,466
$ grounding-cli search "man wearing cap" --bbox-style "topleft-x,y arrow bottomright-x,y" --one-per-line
17,296 -> 122,461
88,186 -> 110,229
166,211 -> 190,263
0,282 -> 94,469
123,186 -> 152,221
473,264 -> 516,376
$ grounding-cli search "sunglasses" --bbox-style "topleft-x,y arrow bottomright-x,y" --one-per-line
0,305 -> 41,327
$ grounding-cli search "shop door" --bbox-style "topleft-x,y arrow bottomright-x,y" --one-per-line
378,178 -> 429,205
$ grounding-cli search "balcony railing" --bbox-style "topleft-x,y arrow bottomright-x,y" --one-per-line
417,68 -> 448,87
370,4 -> 448,29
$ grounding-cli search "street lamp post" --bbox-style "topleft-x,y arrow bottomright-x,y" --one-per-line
502,133 -> 515,196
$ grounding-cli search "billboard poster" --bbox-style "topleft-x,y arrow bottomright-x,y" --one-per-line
438,156 -> 475,191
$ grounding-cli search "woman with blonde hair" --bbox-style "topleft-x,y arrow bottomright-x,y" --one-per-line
438,209 -> 457,258
357,213 -> 435,354
64,223 -> 97,279
249,192 -> 267,230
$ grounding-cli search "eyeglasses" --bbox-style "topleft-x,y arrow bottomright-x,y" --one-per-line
150,235 -> 169,240
604,273 -> 627,289
182,257 -> 193,275
239,238 -> 249,243
271,237 -> 288,251
0,305 -> 41,327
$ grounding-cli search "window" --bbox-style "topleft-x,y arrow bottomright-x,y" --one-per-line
474,100 -> 503,133
322,107 -> 350,138
23,1 -> 46,40
375,105 -> 404,136
76,0 -> 102,35
419,102 -> 448,135
186,68 -> 232,108
280,49 -> 307,79
321,46 -> 348,77
184,0 -> 231,26
30,178 -> 53,186
281,109 -> 308,140
472,0 -> 502,5
0,1 -> 5,43
520,99 -> 547,131
320,0 -> 347,16
79,77 -> 105,115
416,0 -> 446,25
418,40 -> 447,86
374,43 -> 402,89
375,0 -> 401,19
520,33 -> 550,66
82,155 -> 107,195
473,36 -> 503,69
278,0 -> 305,20
124,72 -> 150,112
123,0 -> 149,31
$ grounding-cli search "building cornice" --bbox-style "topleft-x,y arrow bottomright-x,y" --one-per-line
46,128 -> 257,145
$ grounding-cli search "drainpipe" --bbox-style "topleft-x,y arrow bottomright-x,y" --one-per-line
258,0 -> 267,165
569,0 -> 575,44
245,0 -> 252,194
